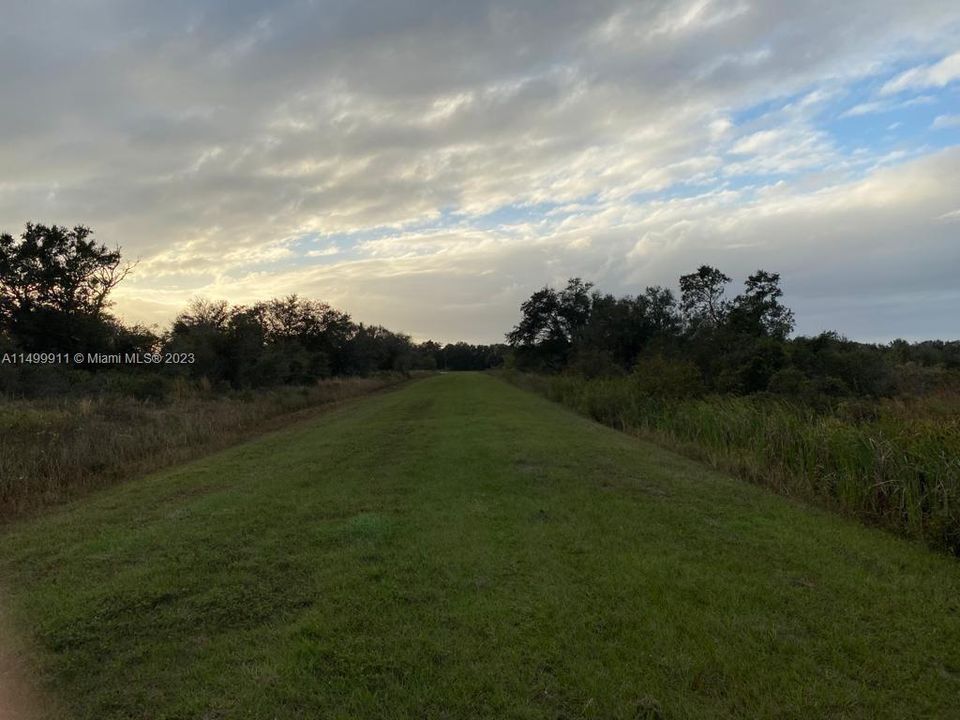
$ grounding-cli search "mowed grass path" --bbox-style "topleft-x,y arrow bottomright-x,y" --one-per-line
1,374 -> 959,719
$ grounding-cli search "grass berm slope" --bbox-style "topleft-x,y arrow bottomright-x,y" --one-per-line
0,373 -> 958,719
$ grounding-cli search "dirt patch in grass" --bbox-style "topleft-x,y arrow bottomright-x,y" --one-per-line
0,598 -> 56,720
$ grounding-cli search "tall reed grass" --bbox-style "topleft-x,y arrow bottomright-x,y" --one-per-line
0,374 -> 415,517
501,371 -> 960,553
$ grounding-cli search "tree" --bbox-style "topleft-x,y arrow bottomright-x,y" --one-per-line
172,298 -> 232,331
0,223 -> 130,319
679,265 -> 731,331
0,223 -> 133,350
507,287 -> 563,347
575,292 -> 658,373
643,286 -> 681,337
416,340 -> 442,371
254,295 -> 353,377
558,278 -> 594,338
166,299 -> 236,384
438,342 -> 505,371
507,278 -> 594,370
728,270 -> 795,339
342,324 -> 415,375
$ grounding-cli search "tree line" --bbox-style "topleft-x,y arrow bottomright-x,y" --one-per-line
3,223 -> 956,401
505,268 -> 959,400
0,223 -> 504,397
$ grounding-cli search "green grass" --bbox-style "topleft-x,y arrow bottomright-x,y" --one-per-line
502,371 -> 960,552
1,373 -> 959,719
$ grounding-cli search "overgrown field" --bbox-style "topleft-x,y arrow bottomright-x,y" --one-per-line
501,371 -> 960,553
0,373 -> 958,719
0,374 -> 414,517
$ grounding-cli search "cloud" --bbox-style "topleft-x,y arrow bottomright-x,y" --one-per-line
725,125 -> 835,176
881,50 -> 960,94
840,94 -> 935,117
306,244 -> 341,258
1,0 -> 960,342
111,147 -> 960,342
933,114 -> 960,129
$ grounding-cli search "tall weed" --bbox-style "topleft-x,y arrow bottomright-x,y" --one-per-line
0,374 -> 416,517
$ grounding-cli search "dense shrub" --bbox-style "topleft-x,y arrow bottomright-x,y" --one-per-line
632,355 -> 704,399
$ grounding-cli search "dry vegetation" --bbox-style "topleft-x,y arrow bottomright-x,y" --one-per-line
0,374 -> 416,517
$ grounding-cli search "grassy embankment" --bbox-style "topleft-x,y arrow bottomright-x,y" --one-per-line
0,374 -> 413,517
501,371 -> 960,553
1,373 -> 958,719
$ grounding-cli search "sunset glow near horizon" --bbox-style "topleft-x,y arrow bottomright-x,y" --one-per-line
2,1 -> 959,343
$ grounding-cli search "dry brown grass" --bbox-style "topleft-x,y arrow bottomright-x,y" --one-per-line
0,374 -> 418,518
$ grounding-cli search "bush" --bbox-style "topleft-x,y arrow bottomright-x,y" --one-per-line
766,367 -> 810,396
632,355 -> 704,399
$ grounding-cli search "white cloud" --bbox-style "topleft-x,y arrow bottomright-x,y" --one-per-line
730,129 -> 787,155
111,148 -> 960,342
881,50 -> 960,94
933,114 -> 960,129
724,125 -> 835,176
842,101 -> 886,117
840,94 -> 934,117
306,245 -> 341,258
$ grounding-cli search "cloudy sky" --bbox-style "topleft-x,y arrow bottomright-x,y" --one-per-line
2,0 -> 959,343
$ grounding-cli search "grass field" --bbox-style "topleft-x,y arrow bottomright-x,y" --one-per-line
499,371 -> 960,552
1,373 -> 959,719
